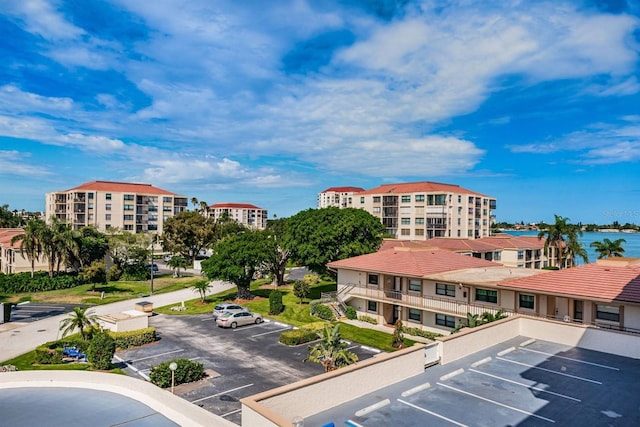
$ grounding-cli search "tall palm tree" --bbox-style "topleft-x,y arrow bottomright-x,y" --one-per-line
190,197 -> 199,209
590,238 -> 626,259
10,219 -> 45,278
566,236 -> 589,265
538,214 -> 583,269
59,307 -> 97,340
305,324 -> 358,372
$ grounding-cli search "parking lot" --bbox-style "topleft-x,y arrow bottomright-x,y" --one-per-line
116,313 -> 380,425
305,336 -> 640,426
9,302 -> 86,323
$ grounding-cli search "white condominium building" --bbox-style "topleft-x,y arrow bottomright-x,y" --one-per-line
45,181 -> 188,233
208,203 -> 267,229
355,181 -> 496,240
317,186 -> 366,208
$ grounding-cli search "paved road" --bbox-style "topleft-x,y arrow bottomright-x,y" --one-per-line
0,281 -> 234,362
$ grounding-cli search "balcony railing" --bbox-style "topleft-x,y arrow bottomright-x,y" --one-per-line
339,282 -> 515,318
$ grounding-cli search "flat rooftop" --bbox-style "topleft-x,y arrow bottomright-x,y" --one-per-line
305,336 -> 640,426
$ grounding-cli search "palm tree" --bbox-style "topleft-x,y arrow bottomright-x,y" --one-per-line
566,236 -> 589,265
191,280 -> 211,303
538,214 -> 583,269
590,238 -> 626,259
199,201 -> 210,215
305,324 -> 358,372
190,197 -> 199,209
10,219 -> 45,278
59,307 -> 97,340
167,255 -> 190,277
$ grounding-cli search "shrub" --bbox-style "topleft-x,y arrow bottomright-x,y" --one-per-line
149,358 -> 206,388
358,315 -> 378,325
111,327 -> 157,350
345,306 -> 357,320
312,304 -> 335,321
107,264 -> 123,282
402,326 -> 443,340
78,261 -> 107,290
269,290 -> 284,315
87,329 -> 116,370
303,274 -> 320,286
34,346 -> 63,365
0,271 -> 82,293
292,280 -> 310,304
279,328 -> 319,346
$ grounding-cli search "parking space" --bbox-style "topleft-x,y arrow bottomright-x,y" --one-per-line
305,336 -> 640,427
9,302 -> 86,323
116,314 -> 379,425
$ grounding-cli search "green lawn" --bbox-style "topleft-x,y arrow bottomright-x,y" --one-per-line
2,349 -> 125,374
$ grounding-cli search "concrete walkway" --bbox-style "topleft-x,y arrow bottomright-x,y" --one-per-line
0,280 -> 235,362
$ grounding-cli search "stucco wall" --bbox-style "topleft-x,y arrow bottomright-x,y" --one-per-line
242,344 -> 426,426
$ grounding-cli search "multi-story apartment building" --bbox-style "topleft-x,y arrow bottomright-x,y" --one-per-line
45,181 -> 188,234
329,245 -> 640,334
317,186 -> 365,208
208,203 -> 267,229
0,228 -> 48,275
380,233 -> 560,269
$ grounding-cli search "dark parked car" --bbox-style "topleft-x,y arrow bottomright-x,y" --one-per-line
149,264 -> 159,272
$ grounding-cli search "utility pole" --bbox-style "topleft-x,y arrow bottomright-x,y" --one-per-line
150,234 -> 155,295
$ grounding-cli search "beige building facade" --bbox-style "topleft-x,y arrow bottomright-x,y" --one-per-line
0,228 -> 48,275
208,203 -> 268,229
317,186 -> 365,208
45,181 -> 188,234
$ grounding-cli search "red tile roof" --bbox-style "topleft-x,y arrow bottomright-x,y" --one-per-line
499,259 -> 640,304
210,203 -> 264,210
379,235 -> 545,253
357,181 -> 491,197
328,247 -> 501,277
0,228 -> 24,249
320,187 -> 366,193
64,181 -> 177,195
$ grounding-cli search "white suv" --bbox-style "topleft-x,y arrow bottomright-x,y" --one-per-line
212,303 -> 247,320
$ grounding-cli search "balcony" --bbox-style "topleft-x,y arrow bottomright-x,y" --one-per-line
339,282 -> 513,318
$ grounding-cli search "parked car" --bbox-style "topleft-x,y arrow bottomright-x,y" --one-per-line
212,303 -> 247,320
216,311 -> 263,328
149,263 -> 159,272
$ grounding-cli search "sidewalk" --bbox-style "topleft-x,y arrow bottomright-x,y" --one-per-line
0,280 -> 234,362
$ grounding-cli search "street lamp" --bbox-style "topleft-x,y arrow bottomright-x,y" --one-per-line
169,362 -> 178,394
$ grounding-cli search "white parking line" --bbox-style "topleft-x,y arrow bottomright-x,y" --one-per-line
437,383 -> 555,423
190,383 -> 254,404
250,327 -> 290,338
496,357 -> 602,384
518,347 -> 620,371
220,409 -> 241,418
345,420 -> 364,427
469,368 -> 581,402
398,399 -> 468,426
497,347 -> 516,356
130,349 -> 184,363
113,354 -> 150,381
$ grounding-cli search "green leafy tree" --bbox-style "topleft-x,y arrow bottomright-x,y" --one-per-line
305,324 -> 358,372
262,219 -> 292,287
167,255 -> 190,277
106,231 -> 150,279
537,214 -> 584,269
10,219 -> 45,278
78,261 -> 107,291
392,318 -> 405,349
590,238 -> 626,259
191,279 -> 211,302
0,204 -> 22,227
87,329 -> 116,370
59,307 -> 97,340
161,211 -> 217,263
201,230 -> 271,300
287,207 -> 385,275
74,226 -> 109,271
292,280 -> 310,304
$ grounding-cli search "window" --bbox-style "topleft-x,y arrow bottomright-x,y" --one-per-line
476,289 -> 498,304
596,305 -> 620,322
124,224 -> 133,231
163,196 -> 172,203
87,203 -> 94,209
494,251 -> 501,261
401,195 -> 411,203
401,217 -> 410,225
415,194 -> 425,202
163,206 -> 172,212
88,193 -> 94,199
517,250 -> 524,260
373,196 -> 381,203
436,283 -> 456,297
415,228 -> 424,236
124,194 -> 134,201
574,300 -> 583,320
124,204 -> 134,211
106,193 -> 112,200
105,224 -> 112,230
87,214 -> 93,220
105,204 -> 111,211
415,218 -> 424,225
360,196 -> 365,203
148,224 -> 158,231
519,294 -> 535,310
123,214 -> 134,221
434,194 -> 446,205
400,228 -> 411,236
367,301 -> 377,312
409,279 -> 421,292
457,195 -> 461,203
436,313 -> 455,328
408,308 -> 421,322
105,214 -> 111,220
368,274 -> 379,286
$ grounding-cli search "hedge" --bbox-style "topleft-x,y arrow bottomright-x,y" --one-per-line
0,271 -> 84,293
111,327 -> 157,349
402,326 -> 443,340
149,358 -> 206,388
279,328 -> 319,346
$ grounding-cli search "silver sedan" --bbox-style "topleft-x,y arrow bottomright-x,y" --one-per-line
216,311 -> 263,328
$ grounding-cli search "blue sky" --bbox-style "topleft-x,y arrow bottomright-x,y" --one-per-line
1,0 -> 639,225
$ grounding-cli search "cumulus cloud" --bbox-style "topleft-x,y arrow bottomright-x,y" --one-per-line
0,150 -> 51,177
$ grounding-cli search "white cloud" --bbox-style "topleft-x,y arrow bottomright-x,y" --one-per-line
6,0 -> 85,40
0,150 -> 51,177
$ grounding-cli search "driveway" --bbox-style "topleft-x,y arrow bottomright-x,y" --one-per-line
116,314 -> 380,425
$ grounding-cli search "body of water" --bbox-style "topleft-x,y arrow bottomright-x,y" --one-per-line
504,230 -> 640,264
